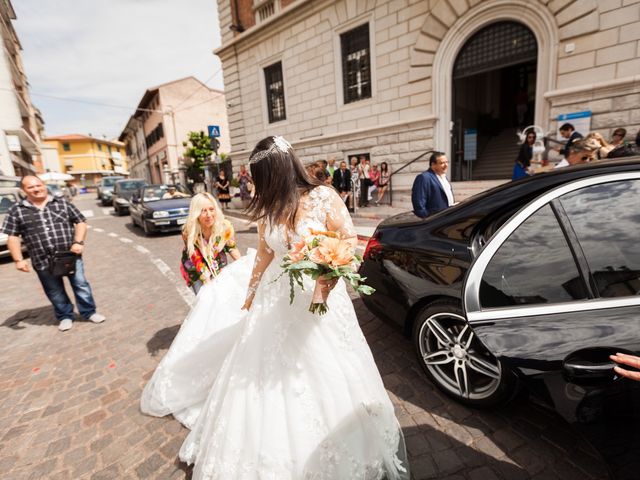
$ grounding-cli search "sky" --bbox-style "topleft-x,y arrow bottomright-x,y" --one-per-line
12,0 -> 224,139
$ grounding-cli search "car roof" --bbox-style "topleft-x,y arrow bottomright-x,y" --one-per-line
381,156 -> 640,231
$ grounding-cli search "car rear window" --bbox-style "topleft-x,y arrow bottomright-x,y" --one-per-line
0,193 -> 17,214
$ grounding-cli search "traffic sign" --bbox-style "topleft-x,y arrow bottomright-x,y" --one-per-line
208,125 -> 221,138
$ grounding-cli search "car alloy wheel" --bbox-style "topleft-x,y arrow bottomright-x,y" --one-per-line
414,301 -> 515,407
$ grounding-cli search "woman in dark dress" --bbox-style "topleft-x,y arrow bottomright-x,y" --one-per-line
215,170 -> 231,208
513,130 -> 535,180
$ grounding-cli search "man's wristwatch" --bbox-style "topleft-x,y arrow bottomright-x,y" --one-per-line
72,240 -> 84,246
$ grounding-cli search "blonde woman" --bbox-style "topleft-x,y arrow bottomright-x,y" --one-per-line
180,193 -> 241,294
141,193 -> 255,427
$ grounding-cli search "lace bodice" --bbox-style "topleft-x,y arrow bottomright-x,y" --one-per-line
245,186 -> 357,303
263,185 -> 357,256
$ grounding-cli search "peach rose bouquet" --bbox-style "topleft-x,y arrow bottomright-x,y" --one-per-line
278,229 -> 375,315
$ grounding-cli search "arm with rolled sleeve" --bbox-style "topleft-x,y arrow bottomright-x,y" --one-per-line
66,200 -> 87,254
411,174 -> 429,218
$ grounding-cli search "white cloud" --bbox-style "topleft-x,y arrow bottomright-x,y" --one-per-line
12,0 -> 224,139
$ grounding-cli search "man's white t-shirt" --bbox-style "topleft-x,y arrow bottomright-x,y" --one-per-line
437,174 -> 455,206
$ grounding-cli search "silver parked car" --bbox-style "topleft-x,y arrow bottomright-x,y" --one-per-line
0,187 -> 26,259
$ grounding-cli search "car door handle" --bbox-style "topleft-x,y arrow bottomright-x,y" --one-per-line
563,360 -> 616,383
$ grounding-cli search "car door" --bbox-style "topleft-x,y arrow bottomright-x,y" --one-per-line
463,172 -> 640,479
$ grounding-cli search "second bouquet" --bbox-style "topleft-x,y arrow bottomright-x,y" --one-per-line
276,229 -> 375,315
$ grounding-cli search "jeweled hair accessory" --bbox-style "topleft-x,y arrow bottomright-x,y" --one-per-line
249,135 -> 292,164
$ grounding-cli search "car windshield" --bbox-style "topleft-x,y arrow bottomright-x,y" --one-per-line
0,193 -> 17,214
118,181 -> 146,191
102,177 -> 123,187
142,185 -> 189,202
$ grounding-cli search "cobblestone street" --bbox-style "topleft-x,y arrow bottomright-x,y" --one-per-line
0,194 -> 608,479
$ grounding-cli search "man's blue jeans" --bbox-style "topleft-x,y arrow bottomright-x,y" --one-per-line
36,258 -> 97,322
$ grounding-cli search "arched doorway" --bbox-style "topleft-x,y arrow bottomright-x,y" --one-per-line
451,21 -> 537,181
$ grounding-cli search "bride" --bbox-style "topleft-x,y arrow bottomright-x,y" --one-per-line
143,136 -> 409,479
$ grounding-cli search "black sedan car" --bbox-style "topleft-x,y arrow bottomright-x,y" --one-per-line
361,158 -> 640,479
129,185 -> 191,235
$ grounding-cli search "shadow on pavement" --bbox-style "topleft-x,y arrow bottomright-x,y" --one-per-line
147,324 -> 180,356
2,305 -> 56,330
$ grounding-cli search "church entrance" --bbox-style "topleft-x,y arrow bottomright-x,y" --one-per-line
451,21 -> 538,181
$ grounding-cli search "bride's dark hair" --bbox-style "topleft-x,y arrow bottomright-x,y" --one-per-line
247,136 -> 321,230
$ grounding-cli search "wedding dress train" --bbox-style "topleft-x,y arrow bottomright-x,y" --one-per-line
142,186 -> 408,479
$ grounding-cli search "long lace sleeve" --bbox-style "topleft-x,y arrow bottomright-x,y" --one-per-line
243,220 -> 274,309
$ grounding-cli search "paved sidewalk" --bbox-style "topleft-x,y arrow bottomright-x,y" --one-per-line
0,205 -> 608,479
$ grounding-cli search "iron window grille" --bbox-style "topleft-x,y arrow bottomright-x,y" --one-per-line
264,62 -> 286,123
341,23 -> 371,104
453,21 -> 537,79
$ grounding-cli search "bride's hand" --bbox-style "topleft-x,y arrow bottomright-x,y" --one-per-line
315,276 -> 338,303
241,294 -> 254,311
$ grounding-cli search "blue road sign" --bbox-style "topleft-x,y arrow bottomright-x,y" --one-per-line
208,125 -> 221,138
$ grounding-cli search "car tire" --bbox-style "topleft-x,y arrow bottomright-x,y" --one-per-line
412,299 -> 517,408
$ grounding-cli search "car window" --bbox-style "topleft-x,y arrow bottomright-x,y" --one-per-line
102,178 -> 120,187
560,179 -> 640,298
0,193 -> 17,214
480,204 -> 588,308
143,187 -> 167,202
118,181 -> 146,191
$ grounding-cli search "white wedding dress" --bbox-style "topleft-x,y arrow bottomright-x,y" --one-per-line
142,186 -> 409,480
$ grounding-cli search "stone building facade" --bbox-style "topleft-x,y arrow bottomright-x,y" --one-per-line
215,0 -> 640,197
119,76 -> 230,184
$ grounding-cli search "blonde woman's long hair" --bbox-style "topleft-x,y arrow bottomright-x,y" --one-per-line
183,192 -> 225,257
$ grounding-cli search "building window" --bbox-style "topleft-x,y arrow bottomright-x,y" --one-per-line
255,0 -> 276,24
108,145 -> 112,153
341,23 -> 371,104
62,143 -> 70,151
97,143 -> 102,151
264,62 -> 286,123
145,123 -> 165,148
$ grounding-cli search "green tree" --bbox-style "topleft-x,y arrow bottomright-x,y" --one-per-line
182,131 -> 213,183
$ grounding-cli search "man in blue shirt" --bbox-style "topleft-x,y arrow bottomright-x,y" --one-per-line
411,152 -> 454,218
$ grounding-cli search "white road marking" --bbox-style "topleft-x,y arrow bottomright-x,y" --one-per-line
102,208 -> 113,215
134,245 -> 150,254
93,228 -> 105,233
100,229 -> 194,307
81,209 -> 95,218
151,258 -> 194,306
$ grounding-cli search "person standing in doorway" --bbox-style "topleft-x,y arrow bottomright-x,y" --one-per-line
332,160 -> 352,205
1,176 -> 105,331
411,152 -> 454,218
